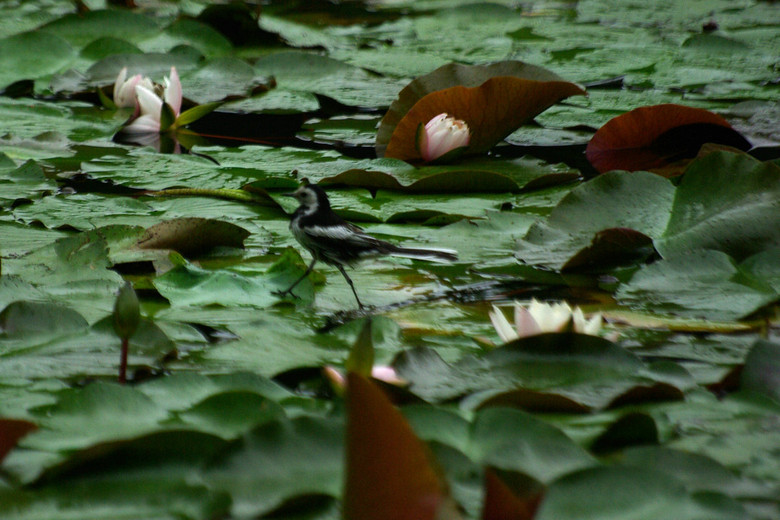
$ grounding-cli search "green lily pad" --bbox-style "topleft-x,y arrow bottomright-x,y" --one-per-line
517,170 -> 675,270
38,9 -> 162,49
202,415 -> 344,518
655,151 -> 780,261
253,50 -> 406,109
536,465 -> 747,520
616,250 -> 778,321
0,31 -> 75,88
741,340 -> 780,404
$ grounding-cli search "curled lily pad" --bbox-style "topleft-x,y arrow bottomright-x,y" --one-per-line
585,104 -> 751,175
344,373 -> 456,520
377,61 -> 575,156
383,76 -> 585,161
136,218 -> 249,257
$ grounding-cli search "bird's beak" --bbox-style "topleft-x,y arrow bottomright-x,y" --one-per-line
282,192 -> 295,197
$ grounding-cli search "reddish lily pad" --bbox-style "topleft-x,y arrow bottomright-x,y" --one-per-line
343,372 -> 457,520
0,418 -> 38,462
482,469 -> 543,520
585,104 -> 751,174
377,61 -> 576,158
383,76 -> 586,161
562,227 -> 655,271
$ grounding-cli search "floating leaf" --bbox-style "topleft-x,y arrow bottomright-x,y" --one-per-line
482,469 -> 543,520
377,61 -> 578,157
136,217 -> 249,257
0,418 -> 38,463
517,170 -> 674,271
344,372 -> 457,520
202,416 -> 344,517
471,407 -> 596,483
616,250 -> 778,321
383,76 -> 585,161
585,104 -> 751,174
589,412 -> 658,454
0,32 -> 75,88
535,466 -> 727,520
741,340 -> 780,404
654,151 -> 780,261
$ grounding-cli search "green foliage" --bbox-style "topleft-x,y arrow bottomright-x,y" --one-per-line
0,1 -> 778,519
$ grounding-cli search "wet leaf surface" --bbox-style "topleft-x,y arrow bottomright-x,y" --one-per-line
0,1 -> 778,519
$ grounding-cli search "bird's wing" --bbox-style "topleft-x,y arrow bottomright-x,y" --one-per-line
302,224 -> 384,249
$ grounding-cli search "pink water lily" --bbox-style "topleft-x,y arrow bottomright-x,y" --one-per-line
489,298 -> 604,343
123,67 -> 182,134
113,67 -> 153,109
418,113 -> 470,162
324,365 -> 407,392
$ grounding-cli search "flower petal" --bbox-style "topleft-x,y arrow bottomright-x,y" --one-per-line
113,67 -> 128,104
513,301 -> 542,338
420,113 -> 470,162
122,114 -> 162,134
135,84 -> 163,120
164,66 -> 182,117
489,305 -> 519,343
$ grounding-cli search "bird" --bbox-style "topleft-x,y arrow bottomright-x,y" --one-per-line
275,180 -> 457,308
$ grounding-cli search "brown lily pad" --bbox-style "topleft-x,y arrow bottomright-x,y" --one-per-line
377,60 -> 576,158
343,372 -> 458,520
384,76 -> 586,161
136,217 -> 249,257
585,104 -> 751,174
0,418 -> 38,462
562,227 -> 655,271
482,469 -> 544,520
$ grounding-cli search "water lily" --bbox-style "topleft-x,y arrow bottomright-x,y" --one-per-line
324,365 -> 407,393
418,112 -> 470,162
123,67 -> 182,134
489,299 -> 603,342
112,67 -> 153,110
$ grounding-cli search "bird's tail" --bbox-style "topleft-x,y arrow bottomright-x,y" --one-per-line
386,245 -> 458,263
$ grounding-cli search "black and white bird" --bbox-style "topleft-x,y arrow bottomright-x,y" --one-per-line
275,180 -> 457,308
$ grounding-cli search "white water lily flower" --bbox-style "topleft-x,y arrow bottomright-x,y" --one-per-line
123,67 -> 182,134
323,365 -> 407,392
489,298 -> 603,342
419,113 -> 470,162
113,67 -> 153,109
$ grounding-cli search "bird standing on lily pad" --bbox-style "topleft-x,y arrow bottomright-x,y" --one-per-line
275,179 -> 457,308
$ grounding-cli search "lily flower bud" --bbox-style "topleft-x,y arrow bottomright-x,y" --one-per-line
123,67 -> 183,134
113,67 -> 153,109
113,282 -> 140,340
418,113 -> 470,162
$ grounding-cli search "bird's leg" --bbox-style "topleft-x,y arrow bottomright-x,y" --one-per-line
274,258 -> 317,298
336,264 -> 364,309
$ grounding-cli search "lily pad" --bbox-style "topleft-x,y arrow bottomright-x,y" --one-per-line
135,218 -> 249,258
377,61 -> 576,157
517,170 -> 675,270
616,250 -> 778,321
585,104 -> 751,174
344,373 -> 455,520
0,31 -> 75,88
38,9 -> 162,49
655,151 -> 780,261
383,76 -> 585,161
202,416 -> 344,518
